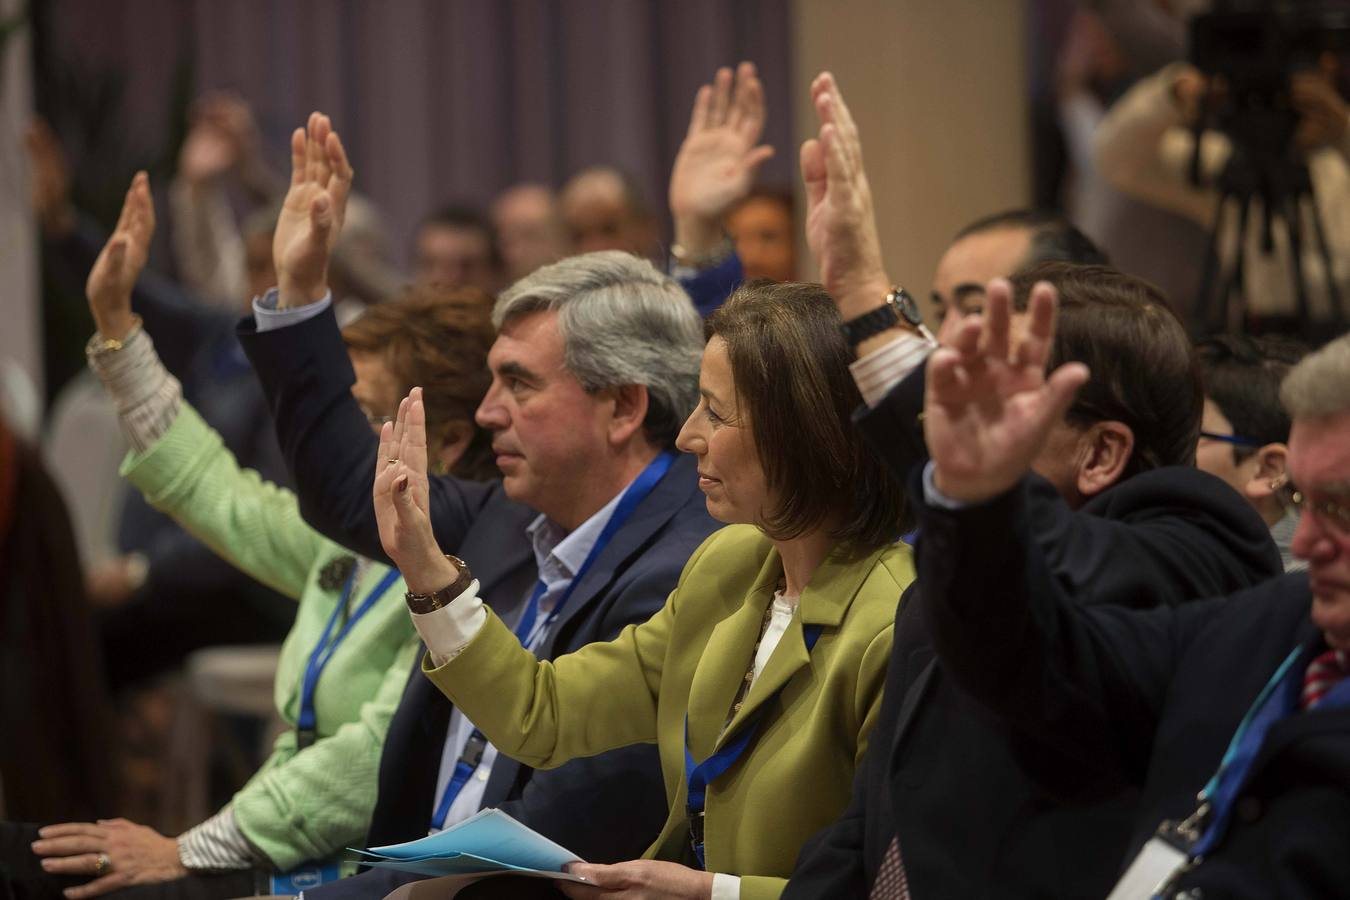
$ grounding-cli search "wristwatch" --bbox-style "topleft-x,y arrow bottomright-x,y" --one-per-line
404,555 -> 474,614
840,287 -> 935,347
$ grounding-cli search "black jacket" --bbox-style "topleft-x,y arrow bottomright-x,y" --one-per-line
238,308 -> 718,875
785,369 -> 1281,899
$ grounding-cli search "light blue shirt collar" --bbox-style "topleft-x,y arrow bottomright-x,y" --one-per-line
525,481 -> 631,614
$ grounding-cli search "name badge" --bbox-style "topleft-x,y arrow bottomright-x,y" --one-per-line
1106,836 -> 1187,900
270,858 -> 342,896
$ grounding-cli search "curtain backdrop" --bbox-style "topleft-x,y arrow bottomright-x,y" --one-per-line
43,0 -> 794,263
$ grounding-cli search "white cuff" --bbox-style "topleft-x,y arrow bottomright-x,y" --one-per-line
848,332 -> 933,408
410,579 -> 487,666
710,873 -> 741,900
922,460 -> 970,511
253,288 -> 333,332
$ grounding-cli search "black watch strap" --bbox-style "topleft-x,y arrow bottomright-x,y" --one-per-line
405,555 -> 474,614
841,287 -> 928,347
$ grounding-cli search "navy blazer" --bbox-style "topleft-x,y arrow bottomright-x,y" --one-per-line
785,368 -> 1282,900
238,308 -> 718,892
920,482 -> 1349,899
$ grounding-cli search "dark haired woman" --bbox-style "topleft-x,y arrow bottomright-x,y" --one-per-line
376,281 -> 914,900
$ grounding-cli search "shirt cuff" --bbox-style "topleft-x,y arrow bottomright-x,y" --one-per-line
177,806 -> 267,871
410,579 -> 487,666
253,288 -> 333,332
86,325 -> 183,454
711,873 -> 741,900
849,332 -> 933,408
922,460 -> 970,511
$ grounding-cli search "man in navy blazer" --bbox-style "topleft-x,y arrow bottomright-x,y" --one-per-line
236,115 -> 721,899
917,300 -> 1350,898
784,74 -> 1280,899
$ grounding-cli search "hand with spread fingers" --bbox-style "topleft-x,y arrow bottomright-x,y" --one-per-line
374,387 -> 458,595
923,279 -> 1090,506
668,61 -> 775,261
273,111 -> 354,308
799,72 -> 892,321
85,172 -> 156,342
558,859 -> 715,900
30,818 -> 187,899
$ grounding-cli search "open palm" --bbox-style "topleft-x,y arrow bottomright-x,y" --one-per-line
374,388 -> 454,594
924,281 -> 1090,504
273,112 -> 353,306
85,172 -> 155,340
669,62 -> 774,223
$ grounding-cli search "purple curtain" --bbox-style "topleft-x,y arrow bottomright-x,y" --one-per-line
47,0 -> 794,262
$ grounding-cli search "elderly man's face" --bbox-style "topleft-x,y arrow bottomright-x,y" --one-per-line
931,227 -> 1032,325
1288,410 -> 1350,650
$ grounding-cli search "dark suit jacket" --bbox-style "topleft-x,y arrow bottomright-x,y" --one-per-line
785,369 -> 1282,900
238,308 -> 718,894
920,482 -> 1350,899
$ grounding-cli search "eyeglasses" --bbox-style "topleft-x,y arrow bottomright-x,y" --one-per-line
1270,473 -> 1350,536
1199,430 -> 1262,448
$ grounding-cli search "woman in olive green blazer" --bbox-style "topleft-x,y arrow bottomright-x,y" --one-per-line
377,282 -> 915,900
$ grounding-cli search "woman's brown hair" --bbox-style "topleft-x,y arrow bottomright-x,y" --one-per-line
706,281 -> 909,550
342,285 -> 497,481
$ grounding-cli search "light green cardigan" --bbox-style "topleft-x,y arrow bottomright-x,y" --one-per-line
424,524 -> 915,900
121,403 -> 419,871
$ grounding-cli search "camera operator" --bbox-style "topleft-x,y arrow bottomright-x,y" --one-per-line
1095,52 -> 1350,334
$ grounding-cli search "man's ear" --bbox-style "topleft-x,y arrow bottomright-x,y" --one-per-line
1076,421 -> 1135,498
1244,443 -> 1289,501
606,383 -> 650,447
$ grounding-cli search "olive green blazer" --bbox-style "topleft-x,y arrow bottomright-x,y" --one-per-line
424,524 -> 914,900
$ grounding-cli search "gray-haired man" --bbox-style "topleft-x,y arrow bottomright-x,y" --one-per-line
236,115 -> 718,900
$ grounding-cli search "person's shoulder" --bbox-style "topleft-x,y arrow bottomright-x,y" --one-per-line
1087,465 -> 1260,524
684,523 -> 773,572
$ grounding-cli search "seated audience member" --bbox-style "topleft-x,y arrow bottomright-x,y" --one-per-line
377,280 -> 914,900
667,62 -> 776,316
25,118 -> 298,689
242,115 -> 714,897
490,184 -> 570,283
0,416 -> 118,824
412,205 -> 501,295
930,207 -> 1107,321
784,73 -> 1280,900
725,189 -> 796,283
1,171 -> 498,900
1196,334 -> 1311,572
560,165 -> 658,258
1095,57 -> 1350,331
918,306 -> 1350,897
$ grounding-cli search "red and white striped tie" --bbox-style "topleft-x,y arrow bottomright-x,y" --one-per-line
869,835 -> 912,900
1301,649 -> 1350,710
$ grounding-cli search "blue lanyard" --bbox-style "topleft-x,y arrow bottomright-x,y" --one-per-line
682,622 -> 824,870
428,451 -> 677,831
1190,643 -> 1350,858
295,565 -> 401,748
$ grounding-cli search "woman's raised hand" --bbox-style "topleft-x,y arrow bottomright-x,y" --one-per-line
85,172 -> 154,342
273,112 -> 353,308
374,387 -> 459,594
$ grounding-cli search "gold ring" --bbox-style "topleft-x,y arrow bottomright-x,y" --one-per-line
386,458 -> 399,466
94,853 -> 112,876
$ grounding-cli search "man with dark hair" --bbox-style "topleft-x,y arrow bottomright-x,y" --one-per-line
784,72 -> 1279,900
1196,334 -> 1311,571
932,207 -> 1108,321
412,205 -> 501,294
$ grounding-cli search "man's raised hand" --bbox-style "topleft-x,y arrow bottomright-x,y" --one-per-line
924,280 -> 1090,505
85,172 -> 155,342
800,72 -> 890,320
274,112 -> 353,308
668,61 -> 774,259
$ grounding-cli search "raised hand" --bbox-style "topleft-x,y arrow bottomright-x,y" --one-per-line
25,118 -> 75,238
668,61 -> 775,259
273,112 -> 353,308
374,388 -> 458,594
800,72 -> 890,321
924,280 -> 1090,505
85,172 -> 155,342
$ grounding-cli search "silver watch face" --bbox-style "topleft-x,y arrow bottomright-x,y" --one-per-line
890,288 -> 923,327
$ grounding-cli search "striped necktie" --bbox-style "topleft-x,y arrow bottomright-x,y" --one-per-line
869,835 -> 911,899
1301,648 -> 1350,710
